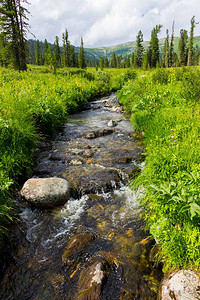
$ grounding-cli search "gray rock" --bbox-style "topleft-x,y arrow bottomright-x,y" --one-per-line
20,177 -> 70,209
107,120 -> 117,127
111,106 -> 123,113
85,132 -> 96,139
85,129 -> 114,139
160,269 -> 200,300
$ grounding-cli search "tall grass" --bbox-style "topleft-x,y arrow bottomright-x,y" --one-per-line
118,67 -> 200,272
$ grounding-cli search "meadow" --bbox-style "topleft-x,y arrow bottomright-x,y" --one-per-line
118,66 -> 200,272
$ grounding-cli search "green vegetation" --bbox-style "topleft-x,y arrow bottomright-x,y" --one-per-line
0,0 -> 28,70
0,66 -> 126,241
0,1 -> 200,276
118,66 -> 200,272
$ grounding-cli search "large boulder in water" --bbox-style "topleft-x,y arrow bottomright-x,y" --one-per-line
20,177 -> 70,209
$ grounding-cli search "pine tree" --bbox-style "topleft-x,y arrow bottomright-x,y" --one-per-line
104,53 -> 109,67
135,30 -> 144,68
117,55 -> 122,68
44,39 -> 48,54
169,21 -> 175,67
69,46 -> 76,67
178,29 -> 188,66
123,54 -> 128,68
45,45 -> 53,66
78,37 -> 86,69
99,57 -> 104,70
194,45 -> 200,65
53,36 -> 61,68
34,40 -> 42,65
0,0 -> 29,70
126,55 -> 131,68
187,16 -> 197,66
111,52 -> 117,68
62,29 -> 71,67
0,31 -> 10,66
131,52 -> 135,67
162,29 -> 169,67
43,39 -> 50,65
149,25 -> 162,68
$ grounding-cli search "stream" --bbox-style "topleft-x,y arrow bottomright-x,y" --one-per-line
0,94 -> 163,299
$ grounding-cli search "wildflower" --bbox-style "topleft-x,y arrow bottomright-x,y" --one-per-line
171,129 -> 174,132
174,140 -> 177,143
171,136 -> 175,139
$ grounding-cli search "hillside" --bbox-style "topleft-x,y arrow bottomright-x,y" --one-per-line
28,36 -> 200,63
87,36 -> 200,59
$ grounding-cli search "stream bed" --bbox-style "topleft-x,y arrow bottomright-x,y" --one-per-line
0,94 -> 163,299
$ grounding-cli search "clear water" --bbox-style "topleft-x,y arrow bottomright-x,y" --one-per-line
0,94 -> 163,300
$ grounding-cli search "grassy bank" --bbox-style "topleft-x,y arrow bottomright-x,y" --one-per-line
118,67 -> 200,272
0,66 -> 130,240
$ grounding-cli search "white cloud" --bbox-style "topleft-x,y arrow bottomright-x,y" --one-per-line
26,0 -> 200,47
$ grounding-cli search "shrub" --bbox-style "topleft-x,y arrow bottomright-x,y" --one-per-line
123,69 -> 137,82
151,68 -> 170,84
94,71 -> 111,95
181,69 -> 200,103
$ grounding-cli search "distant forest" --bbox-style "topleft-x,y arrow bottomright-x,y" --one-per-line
0,0 -> 199,71
27,16 -> 200,69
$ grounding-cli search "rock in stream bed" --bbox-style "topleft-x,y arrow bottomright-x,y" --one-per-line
160,269 -> 200,300
20,177 -> 71,209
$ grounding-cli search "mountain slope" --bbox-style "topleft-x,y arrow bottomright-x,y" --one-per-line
85,36 -> 200,59
28,36 -> 200,63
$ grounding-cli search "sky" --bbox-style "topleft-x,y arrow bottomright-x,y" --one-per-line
26,0 -> 200,48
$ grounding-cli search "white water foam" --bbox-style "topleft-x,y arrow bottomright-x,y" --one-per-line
58,195 -> 89,224
111,185 -> 144,226
20,195 -> 89,249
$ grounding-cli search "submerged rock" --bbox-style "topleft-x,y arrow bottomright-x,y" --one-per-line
85,128 -> 114,139
20,177 -> 70,209
62,233 -> 95,265
64,166 -> 120,195
77,260 -> 108,300
160,270 -> 200,300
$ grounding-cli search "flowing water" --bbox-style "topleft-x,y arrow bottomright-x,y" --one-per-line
0,94 -> 163,300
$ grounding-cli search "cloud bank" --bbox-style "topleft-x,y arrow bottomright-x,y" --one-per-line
27,0 -> 200,47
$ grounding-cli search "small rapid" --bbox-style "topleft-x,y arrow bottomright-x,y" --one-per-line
0,94 -> 163,300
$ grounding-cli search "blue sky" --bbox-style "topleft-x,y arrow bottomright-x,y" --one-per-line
27,0 -> 200,47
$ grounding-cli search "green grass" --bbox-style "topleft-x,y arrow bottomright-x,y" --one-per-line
118,66 -> 200,272
0,65 -> 126,241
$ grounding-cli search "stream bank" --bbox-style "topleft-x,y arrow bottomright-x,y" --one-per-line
0,94 -> 163,299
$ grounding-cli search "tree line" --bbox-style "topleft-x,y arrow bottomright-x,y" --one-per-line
0,1 -> 199,71
100,16 -> 199,69
0,0 -> 86,70
29,31 -> 86,70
